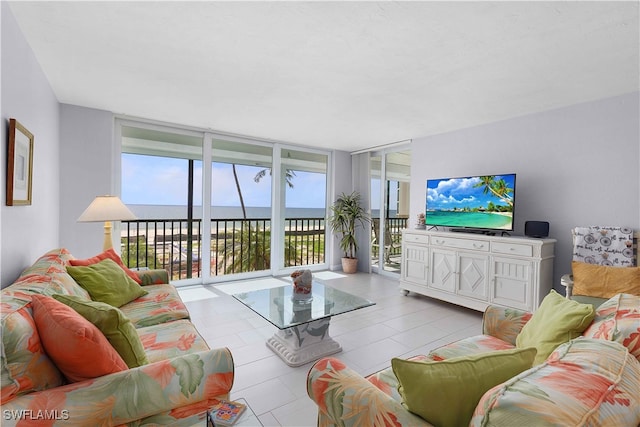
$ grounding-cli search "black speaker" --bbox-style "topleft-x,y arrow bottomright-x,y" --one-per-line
525,221 -> 549,238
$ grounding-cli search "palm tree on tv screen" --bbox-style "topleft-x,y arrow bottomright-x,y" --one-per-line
474,176 -> 514,209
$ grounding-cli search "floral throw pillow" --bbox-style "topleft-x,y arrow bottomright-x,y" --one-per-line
583,293 -> 640,361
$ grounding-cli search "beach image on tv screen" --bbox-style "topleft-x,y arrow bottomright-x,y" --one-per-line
426,174 -> 515,230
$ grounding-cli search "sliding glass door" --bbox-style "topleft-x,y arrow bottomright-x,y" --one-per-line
370,148 -> 411,275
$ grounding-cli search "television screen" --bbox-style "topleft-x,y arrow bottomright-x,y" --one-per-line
426,174 -> 516,231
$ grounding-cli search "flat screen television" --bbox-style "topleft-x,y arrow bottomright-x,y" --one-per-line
425,174 -> 516,231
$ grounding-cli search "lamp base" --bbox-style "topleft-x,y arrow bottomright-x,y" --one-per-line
103,221 -> 114,252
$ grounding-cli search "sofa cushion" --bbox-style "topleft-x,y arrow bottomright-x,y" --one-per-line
18,248 -> 74,277
392,347 -> 537,427
137,319 -> 210,363
69,248 -> 142,284
516,290 -> 595,365
52,294 -> 149,368
66,258 -> 148,307
2,274 -> 63,300
1,300 -> 64,403
572,261 -> 640,298
119,284 -> 190,328
472,339 -> 640,426
366,334 -> 516,403
30,295 -> 128,382
12,249 -> 91,300
583,293 -> 640,361
427,334 -> 515,361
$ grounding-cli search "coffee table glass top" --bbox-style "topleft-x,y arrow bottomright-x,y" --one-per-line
232,282 -> 375,329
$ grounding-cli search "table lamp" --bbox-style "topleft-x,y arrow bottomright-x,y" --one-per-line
77,195 -> 137,251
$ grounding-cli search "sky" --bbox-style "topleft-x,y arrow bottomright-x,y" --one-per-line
121,153 -> 327,208
426,175 -> 515,210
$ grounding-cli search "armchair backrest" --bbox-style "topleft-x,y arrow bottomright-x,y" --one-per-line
568,227 -> 639,307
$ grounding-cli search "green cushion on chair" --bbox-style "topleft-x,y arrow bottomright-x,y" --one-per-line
516,289 -> 595,365
392,347 -> 537,427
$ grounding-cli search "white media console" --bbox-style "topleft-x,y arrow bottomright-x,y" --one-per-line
399,229 -> 555,312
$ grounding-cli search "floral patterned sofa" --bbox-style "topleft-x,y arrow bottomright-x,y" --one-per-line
1,248 -> 234,426
307,292 -> 640,426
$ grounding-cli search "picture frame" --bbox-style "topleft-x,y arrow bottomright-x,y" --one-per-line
6,118 -> 34,206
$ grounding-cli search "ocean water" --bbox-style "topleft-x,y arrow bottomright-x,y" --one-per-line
426,211 -> 513,230
127,205 -> 398,221
127,205 -> 327,220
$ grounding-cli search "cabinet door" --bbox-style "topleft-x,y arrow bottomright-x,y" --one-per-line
491,257 -> 533,311
402,244 -> 429,284
429,249 -> 456,293
457,253 -> 488,300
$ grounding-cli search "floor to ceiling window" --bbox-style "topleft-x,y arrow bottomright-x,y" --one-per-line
278,148 -> 328,273
120,124 -> 203,282
118,120 -> 330,284
210,139 -> 273,278
370,148 -> 411,275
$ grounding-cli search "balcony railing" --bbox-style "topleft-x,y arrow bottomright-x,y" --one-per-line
122,216 -> 406,281
121,218 -> 325,281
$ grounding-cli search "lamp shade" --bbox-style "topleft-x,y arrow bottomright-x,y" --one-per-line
77,195 -> 137,222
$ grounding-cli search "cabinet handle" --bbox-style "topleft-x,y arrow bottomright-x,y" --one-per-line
473,243 -> 485,249
435,239 -> 445,245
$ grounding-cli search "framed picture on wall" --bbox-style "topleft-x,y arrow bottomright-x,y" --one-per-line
6,118 -> 34,206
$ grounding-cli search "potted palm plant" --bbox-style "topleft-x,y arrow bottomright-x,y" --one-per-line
329,191 -> 370,273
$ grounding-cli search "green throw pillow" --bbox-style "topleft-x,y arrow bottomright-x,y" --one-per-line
66,258 -> 148,307
52,294 -> 149,368
516,289 -> 595,365
392,347 -> 537,427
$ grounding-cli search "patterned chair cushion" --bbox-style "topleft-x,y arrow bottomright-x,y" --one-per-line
472,338 -> 640,426
583,293 -> 640,361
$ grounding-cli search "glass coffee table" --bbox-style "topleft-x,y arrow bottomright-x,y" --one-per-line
233,282 -> 375,366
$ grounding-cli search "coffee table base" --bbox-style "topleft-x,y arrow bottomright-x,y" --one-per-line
266,318 -> 341,367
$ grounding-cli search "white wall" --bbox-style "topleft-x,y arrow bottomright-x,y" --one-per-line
1,3 -> 61,285
410,92 -> 640,291
59,104 -> 115,258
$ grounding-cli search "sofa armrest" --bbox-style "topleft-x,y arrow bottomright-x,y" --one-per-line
482,306 -> 532,346
0,348 -> 234,426
137,268 -> 169,285
307,357 -> 431,427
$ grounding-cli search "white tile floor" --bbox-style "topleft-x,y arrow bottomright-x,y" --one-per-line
180,272 -> 483,427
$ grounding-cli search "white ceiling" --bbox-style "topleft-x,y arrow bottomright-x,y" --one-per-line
8,1 -> 640,152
